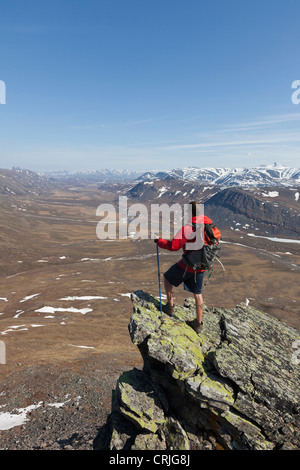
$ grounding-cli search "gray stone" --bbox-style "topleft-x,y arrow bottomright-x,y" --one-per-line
102,290 -> 300,450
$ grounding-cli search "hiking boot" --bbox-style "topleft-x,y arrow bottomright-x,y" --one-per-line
186,318 -> 203,333
162,302 -> 174,316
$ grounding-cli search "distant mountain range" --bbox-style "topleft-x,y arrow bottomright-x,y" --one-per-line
137,163 -> 300,187
39,163 -> 300,187
0,165 -> 299,238
45,168 -> 143,183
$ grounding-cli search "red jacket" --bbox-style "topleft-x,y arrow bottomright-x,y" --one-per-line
157,215 -> 213,273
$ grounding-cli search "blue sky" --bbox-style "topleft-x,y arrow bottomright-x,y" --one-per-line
0,0 -> 300,172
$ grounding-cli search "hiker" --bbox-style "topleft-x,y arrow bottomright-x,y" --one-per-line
154,202 -> 218,333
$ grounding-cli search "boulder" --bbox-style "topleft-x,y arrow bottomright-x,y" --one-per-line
99,290 -> 300,450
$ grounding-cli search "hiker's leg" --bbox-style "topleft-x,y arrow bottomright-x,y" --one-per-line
163,263 -> 185,311
193,293 -> 204,324
164,275 -> 174,307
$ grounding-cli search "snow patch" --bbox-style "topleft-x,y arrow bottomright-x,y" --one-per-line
262,191 -> 279,198
59,296 -> 107,301
247,233 -> 300,244
35,306 -> 93,315
157,187 -> 168,198
0,402 -> 43,430
20,293 -> 41,303
1,325 -> 28,335
0,397 -> 73,430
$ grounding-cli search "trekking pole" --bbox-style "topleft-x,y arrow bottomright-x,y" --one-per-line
156,242 -> 163,318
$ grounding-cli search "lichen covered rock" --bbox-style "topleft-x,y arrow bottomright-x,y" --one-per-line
100,290 -> 300,450
115,368 -> 166,433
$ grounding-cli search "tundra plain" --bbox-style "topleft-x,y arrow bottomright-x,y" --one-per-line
0,180 -> 299,448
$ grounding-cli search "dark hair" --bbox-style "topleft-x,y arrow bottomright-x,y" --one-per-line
189,201 -> 200,218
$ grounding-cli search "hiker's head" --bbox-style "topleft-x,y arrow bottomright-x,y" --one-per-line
189,201 -> 200,219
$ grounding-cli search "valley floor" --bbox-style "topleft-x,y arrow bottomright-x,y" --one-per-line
0,186 -> 299,449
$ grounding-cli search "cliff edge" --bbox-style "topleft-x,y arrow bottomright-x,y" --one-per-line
98,290 -> 300,450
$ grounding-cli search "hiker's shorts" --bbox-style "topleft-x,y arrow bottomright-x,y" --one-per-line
164,263 -> 205,295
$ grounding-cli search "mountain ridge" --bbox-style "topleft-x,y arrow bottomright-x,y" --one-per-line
137,163 -> 300,187
0,168 -> 55,196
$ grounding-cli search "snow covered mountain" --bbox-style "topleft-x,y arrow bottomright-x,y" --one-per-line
42,163 -> 299,187
138,163 -> 300,187
126,163 -> 300,238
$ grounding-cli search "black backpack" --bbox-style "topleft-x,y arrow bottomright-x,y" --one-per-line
182,223 -> 221,271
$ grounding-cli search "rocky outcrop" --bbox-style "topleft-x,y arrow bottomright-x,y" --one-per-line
99,291 -> 300,450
